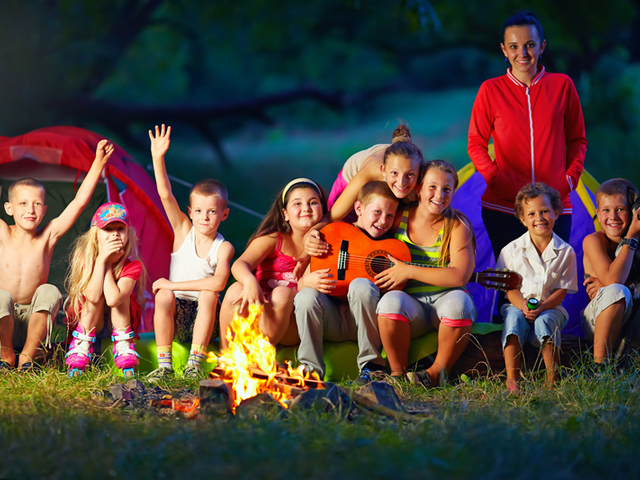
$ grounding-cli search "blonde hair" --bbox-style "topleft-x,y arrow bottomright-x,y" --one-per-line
418,160 -> 476,266
65,225 -> 147,323
357,181 -> 398,207
8,178 -> 45,202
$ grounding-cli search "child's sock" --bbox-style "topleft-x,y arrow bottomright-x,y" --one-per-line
157,346 -> 173,371
187,344 -> 207,368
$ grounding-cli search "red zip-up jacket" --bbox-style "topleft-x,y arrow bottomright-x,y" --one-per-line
468,67 -> 587,214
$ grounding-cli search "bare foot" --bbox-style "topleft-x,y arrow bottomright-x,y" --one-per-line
544,373 -> 557,389
505,378 -> 519,394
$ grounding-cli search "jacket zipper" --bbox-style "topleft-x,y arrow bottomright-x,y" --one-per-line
526,86 -> 535,183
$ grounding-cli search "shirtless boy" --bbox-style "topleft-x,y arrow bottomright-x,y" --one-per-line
0,140 -> 114,371
582,178 -> 640,364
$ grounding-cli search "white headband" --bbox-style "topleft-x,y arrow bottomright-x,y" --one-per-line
282,178 -> 320,203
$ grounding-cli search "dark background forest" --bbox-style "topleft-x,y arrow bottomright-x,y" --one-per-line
2,0 -> 639,245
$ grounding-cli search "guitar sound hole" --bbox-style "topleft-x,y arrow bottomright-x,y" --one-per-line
369,254 -> 391,275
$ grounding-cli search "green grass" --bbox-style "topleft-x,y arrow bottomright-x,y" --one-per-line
2,355 -> 640,479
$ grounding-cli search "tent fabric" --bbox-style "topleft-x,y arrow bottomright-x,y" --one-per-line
453,163 -> 598,336
0,126 -> 173,331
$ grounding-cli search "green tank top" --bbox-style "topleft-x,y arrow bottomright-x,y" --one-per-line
394,208 -> 450,295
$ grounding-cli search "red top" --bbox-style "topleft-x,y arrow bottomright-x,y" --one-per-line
254,235 -> 298,294
468,67 -> 587,214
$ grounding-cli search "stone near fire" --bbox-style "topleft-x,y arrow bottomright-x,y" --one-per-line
109,384 -> 134,402
235,393 -> 285,420
288,383 -> 352,414
355,381 -> 405,412
199,378 -> 232,418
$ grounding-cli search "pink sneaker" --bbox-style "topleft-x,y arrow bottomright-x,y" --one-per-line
66,324 -> 96,376
111,326 -> 139,378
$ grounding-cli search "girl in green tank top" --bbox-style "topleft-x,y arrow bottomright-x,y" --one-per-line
375,160 -> 477,386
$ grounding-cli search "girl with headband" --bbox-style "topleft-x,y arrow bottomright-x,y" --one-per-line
219,178 -> 327,349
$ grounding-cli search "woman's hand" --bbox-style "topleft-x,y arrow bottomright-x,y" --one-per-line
374,254 -> 410,292
232,279 -> 266,317
303,268 -> 336,295
303,229 -> 329,257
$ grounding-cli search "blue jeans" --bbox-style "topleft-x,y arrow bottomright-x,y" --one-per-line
501,305 -> 567,349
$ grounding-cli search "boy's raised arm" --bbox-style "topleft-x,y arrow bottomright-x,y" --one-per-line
48,139 -> 114,242
149,124 -> 190,237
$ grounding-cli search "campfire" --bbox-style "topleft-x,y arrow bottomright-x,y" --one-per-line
206,304 -> 324,413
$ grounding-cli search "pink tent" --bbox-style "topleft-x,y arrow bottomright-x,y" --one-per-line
0,126 -> 172,331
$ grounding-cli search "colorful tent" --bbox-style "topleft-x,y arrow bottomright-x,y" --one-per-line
0,126 -> 172,331
453,162 -> 600,336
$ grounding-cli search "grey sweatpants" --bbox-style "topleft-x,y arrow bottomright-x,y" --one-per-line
294,278 -> 383,378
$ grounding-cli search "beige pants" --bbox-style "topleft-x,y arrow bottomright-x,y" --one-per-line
0,284 -> 62,350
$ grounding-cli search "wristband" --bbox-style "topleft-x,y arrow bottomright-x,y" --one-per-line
620,237 -> 639,251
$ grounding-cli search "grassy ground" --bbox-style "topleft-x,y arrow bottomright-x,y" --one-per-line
2,354 -> 639,479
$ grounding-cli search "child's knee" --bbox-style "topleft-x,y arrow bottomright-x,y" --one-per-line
270,286 -> 296,306
155,288 -> 176,308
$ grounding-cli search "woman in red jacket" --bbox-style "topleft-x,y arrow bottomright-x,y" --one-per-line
468,11 -> 587,259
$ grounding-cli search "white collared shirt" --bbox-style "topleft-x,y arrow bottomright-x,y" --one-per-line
496,232 -> 578,317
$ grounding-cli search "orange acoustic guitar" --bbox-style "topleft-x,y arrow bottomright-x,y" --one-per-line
309,222 -> 523,297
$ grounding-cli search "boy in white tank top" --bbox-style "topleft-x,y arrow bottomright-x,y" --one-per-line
147,125 -> 234,381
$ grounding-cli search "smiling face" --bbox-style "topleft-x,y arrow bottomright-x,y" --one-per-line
417,168 -> 455,217
596,194 -> 631,241
188,193 -> 229,236
4,185 -> 47,232
519,195 -> 557,241
381,155 -> 420,199
501,25 -> 546,85
354,195 -> 398,239
282,187 -> 324,232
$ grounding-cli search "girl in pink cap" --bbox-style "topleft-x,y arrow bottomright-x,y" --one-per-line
65,202 -> 147,377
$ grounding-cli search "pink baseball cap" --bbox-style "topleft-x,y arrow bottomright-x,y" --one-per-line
91,202 -> 130,228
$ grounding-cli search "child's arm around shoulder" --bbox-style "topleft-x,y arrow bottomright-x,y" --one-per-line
46,140 -> 114,243
329,161 -> 380,223
149,125 -> 192,248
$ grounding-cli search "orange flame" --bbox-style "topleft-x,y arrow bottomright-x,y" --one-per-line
207,304 -> 321,412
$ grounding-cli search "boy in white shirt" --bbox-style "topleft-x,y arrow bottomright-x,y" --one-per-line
147,125 -> 234,380
496,183 -> 578,393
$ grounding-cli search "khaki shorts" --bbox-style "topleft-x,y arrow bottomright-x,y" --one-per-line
581,283 -> 633,341
0,284 -> 62,350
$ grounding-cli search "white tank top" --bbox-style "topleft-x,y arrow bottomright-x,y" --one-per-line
170,228 -> 225,301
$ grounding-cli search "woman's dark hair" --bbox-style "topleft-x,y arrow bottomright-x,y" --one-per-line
503,11 -> 544,41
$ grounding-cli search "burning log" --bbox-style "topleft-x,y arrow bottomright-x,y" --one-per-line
206,304 -> 324,413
